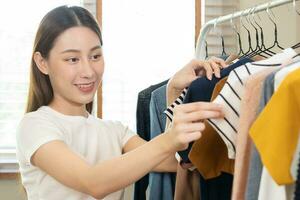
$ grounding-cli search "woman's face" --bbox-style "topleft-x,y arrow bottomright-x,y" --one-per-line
44,26 -> 104,107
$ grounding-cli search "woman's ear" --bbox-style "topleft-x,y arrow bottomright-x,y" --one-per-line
33,52 -> 49,75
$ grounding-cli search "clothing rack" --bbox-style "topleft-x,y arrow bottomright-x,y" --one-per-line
195,0 -> 298,59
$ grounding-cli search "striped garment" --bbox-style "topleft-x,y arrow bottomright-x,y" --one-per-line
208,48 -> 297,159
164,88 -> 188,121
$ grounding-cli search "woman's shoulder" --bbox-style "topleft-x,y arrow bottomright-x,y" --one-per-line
20,106 -> 51,124
17,106 -> 65,137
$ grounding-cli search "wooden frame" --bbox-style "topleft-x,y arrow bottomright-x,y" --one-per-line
0,173 -> 19,179
96,0 -> 103,118
195,0 -> 202,47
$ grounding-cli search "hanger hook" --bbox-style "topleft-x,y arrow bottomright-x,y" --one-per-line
214,17 -> 219,30
213,17 -> 221,37
240,10 -> 245,26
246,7 -> 253,24
293,0 -> 300,15
230,12 -> 238,32
252,4 -> 262,22
266,2 -> 276,25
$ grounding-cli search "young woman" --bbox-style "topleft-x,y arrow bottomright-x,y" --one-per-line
16,5 -> 227,200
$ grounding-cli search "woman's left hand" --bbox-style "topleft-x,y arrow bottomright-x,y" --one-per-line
167,57 -> 228,97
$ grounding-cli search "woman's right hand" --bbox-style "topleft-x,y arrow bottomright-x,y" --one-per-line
165,102 -> 224,152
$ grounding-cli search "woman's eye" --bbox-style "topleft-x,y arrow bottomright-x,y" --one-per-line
91,54 -> 102,61
65,57 -> 79,63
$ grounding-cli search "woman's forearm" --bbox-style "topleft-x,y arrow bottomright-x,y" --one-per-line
85,132 -> 175,199
152,152 -> 177,172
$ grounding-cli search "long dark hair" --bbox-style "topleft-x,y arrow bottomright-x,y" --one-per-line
26,5 -> 103,114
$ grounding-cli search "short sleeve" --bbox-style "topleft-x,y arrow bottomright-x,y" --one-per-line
16,114 -> 64,165
113,121 -> 137,147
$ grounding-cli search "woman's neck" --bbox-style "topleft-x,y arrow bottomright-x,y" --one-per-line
48,99 -> 88,118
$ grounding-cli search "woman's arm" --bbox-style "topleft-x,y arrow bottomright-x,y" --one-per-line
123,135 -> 178,172
32,101 -> 223,199
31,58 -> 226,199
123,57 -> 228,173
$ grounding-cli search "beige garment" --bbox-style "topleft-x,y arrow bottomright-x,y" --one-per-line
174,162 -> 200,200
231,68 -> 279,200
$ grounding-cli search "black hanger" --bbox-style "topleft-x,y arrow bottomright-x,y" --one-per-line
239,11 -> 254,58
205,40 -> 209,59
252,8 -> 275,56
292,0 -> 300,50
213,17 -> 227,57
247,6 -> 271,58
221,36 -> 226,56
246,8 -> 263,58
264,4 -> 285,52
230,13 -> 244,56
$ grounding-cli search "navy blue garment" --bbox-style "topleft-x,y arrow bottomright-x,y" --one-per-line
149,85 -> 176,200
179,58 -> 253,163
135,80 -> 169,200
179,58 -> 253,200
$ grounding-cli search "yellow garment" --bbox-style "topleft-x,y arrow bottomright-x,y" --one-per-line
250,67 -> 300,185
189,77 -> 235,179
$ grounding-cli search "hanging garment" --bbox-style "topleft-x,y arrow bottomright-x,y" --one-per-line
245,70 -> 280,200
178,58 -> 253,163
188,77 -> 235,179
135,80 -> 168,200
164,58 -> 253,200
164,88 -> 188,122
231,68 -> 278,200
149,85 -> 176,200
250,61 -> 300,185
174,163 -> 200,200
176,58 -> 253,200
294,151 -> 300,199
249,61 -> 300,200
208,48 -> 297,159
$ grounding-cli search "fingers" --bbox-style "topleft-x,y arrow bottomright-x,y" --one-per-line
209,56 -> 228,68
174,102 -> 223,113
176,110 -> 224,123
191,58 -> 228,80
208,59 -> 221,78
201,61 -> 214,80
174,122 -> 206,133
184,131 -> 202,143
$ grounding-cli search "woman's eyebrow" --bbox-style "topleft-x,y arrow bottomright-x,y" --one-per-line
60,45 -> 101,54
90,45 -> 101,51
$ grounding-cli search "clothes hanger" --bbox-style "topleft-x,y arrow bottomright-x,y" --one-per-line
205,40 -> 209,59
247,6 -> 271,58
264,2 -> 285,52
230,12 -> 244,57
213,17 -> 227,57
246,7 -> 264,58
252,5 -> 276,56
240,10 -> 254,58
292,0 -> 300,51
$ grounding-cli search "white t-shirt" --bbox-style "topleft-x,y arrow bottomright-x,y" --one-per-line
16,106 -> 137,200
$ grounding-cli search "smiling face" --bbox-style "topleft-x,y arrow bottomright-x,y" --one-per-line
34,26 -> 104,113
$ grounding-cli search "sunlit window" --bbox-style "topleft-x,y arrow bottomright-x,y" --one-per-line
0,0 -> 88,171
102,0 -> 195,131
